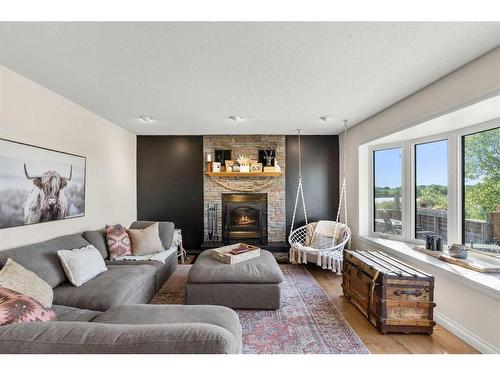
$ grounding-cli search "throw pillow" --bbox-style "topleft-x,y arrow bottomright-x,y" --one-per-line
105,224 -> 132,260
0,258 -> 53,308
310,232 -> 334,249
58,245 -> 108,287
127,222 -> 164,256
0,287 -> 56,326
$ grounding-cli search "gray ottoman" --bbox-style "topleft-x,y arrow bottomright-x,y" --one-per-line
186,249 -> 283,309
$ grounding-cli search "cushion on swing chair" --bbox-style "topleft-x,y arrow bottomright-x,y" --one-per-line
309,220 -> 348,248
310,232 -> 333,249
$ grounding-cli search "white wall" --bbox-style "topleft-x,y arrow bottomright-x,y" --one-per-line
340,47 -> 500,353
0,66 -> 137,250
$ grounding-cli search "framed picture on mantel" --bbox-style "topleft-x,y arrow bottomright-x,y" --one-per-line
258,149 -> 275,167
0,138 -> 86,230
215,149 -> 232,164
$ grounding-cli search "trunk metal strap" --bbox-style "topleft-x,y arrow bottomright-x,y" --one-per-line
367,270 -> 380,321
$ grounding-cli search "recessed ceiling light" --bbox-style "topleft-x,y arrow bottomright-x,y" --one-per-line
319,115 -> 332,122
228,115 -> 242,122
137,115 -> 154,122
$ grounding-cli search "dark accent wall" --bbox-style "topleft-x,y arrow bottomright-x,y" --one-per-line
285,135 -> 339,237
137,136 -> 204,249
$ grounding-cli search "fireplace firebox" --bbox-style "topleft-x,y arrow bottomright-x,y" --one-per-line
222,193 -> 268,245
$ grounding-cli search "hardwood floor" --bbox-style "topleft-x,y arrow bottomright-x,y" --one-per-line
305,264 -> 479,354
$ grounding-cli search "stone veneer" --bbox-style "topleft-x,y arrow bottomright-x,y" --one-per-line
203,135 -> 286,243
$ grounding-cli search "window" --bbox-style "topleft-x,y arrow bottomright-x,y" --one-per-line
415,140 -> 448,242
462,127 -> 500,254
369,121 -> 499,252
373,147 -> 402,235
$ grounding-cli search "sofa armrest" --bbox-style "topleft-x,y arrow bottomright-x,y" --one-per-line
0,321 -> 239,354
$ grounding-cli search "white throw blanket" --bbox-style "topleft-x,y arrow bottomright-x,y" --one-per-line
113,230 -> 182,263
114,245 -> 177,263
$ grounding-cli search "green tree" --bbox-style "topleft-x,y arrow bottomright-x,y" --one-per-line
464,127 -> 500,221
417,184 -> 448,209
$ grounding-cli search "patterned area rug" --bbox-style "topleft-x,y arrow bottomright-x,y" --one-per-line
151,264 -> 369,354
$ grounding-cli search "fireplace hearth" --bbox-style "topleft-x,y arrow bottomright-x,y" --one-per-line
222,193 -> 268,245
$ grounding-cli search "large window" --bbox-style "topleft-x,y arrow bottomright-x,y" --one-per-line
369,121 -> 499,256
373,147 -> 402,235
415,140 -> 448,242
463,127 -> 500,254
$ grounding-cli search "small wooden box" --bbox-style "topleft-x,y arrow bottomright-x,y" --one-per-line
211,243 -> 261,265
342,250 -> 436,335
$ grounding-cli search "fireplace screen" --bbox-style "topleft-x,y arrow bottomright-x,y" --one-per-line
222,193 -> 267,244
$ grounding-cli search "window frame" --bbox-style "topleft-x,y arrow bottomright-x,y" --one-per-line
368,118 -> 499,247
411,135 -> 452,244
459,121 -> 500,248
369,142 -> 406,241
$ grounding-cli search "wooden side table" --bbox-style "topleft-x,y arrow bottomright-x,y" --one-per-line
173,229 -> 187,264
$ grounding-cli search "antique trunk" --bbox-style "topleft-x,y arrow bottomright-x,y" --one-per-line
342,250 -> 436,334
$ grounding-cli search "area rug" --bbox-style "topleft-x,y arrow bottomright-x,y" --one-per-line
151,264 -> 369,354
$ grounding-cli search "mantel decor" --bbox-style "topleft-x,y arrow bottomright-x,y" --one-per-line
205,171 -> 284,177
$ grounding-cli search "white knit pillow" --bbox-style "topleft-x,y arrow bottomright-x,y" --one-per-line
58,245 -> 107,287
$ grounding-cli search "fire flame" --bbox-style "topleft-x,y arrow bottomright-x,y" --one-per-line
236,215 -> 255,225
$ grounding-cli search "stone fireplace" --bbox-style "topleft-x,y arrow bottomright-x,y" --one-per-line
203,135 -> 286,243
222,193 -> 267,244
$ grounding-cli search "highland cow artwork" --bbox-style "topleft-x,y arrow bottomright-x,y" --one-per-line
0,139 -> 85,229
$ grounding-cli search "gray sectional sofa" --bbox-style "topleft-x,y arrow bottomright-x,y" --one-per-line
0,221 -> 242,354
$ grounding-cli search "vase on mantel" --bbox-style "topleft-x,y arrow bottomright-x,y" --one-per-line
240,165 -> 250,173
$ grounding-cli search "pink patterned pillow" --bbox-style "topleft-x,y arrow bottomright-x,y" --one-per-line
106,224 -> 132,260
0,287 -> 56,326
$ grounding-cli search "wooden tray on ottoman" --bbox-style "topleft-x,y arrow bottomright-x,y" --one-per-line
342,250 -> 436,335
211,243 -> 261,264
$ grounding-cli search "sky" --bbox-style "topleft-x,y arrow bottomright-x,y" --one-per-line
415,140 -> 448,186
374,140 -> 448,188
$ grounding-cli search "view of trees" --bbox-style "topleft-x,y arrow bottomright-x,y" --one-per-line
374,187 -> 401,210
464,127 -> 500,221
375,127 -> 499,218
416,185 -> 447,210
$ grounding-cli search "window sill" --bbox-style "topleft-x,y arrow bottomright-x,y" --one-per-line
358,235 -> 500,300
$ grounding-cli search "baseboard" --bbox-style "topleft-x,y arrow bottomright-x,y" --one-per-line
434,310 -> 499,353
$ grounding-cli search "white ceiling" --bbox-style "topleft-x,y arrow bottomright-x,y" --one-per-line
1,22 -> 499,135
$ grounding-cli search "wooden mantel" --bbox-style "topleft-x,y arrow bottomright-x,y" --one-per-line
205,171 -> 284,177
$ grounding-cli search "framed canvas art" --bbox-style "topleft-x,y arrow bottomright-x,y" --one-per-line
0,138 -> 86,229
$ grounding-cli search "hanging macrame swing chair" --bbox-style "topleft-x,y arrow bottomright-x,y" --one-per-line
289,120 -> 351,274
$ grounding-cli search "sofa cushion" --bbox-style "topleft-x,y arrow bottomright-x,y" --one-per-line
0,320 -> 240,354
0,234 -> 90,288
0,258 -> 54,308
129,221 -> 175,250
81,229 -> 109,258
94,304 -> 242,352
105,251 -> 177,291
53,265 -> 156,311
52,305 -> 101,322
188,249 -> 284,284
0,287 -> 56,326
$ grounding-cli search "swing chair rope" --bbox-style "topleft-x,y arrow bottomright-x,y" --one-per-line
290,130 -> 308,234
331,120 -> 349,246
